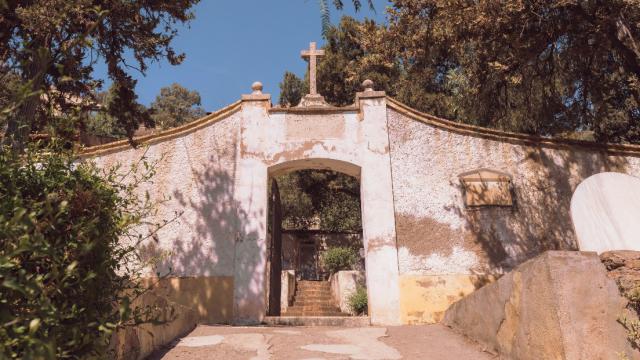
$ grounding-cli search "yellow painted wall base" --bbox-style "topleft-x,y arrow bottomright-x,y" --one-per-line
146,276 -> 234,324
399,274 -> 495,324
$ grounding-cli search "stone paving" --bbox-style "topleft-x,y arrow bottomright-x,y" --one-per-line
150,324 -> 495,360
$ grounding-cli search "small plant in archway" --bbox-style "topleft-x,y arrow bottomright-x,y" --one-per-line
348,286 -> 368,315
321,246 -> 358,274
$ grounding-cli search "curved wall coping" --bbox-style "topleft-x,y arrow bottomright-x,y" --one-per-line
386,96 -> 640,157
80,100 -> 242,157
81,95 -> 640,158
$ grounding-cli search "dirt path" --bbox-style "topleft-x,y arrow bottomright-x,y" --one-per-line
149,324 -> 495,360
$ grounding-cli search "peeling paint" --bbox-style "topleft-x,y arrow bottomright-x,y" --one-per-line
88,94 -> 640,326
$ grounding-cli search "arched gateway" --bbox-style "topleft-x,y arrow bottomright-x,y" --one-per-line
85,45 -> 640,326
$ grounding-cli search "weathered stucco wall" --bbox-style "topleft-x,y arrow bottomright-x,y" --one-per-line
89,105 -> 242,323
386,100 -> 640,323
85,88 -> 640,327
235,93 -> 401,325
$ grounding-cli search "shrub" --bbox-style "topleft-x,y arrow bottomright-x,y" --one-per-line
348,287 -> 368,315
321,247 -> 357,274
0,144 -> 166,359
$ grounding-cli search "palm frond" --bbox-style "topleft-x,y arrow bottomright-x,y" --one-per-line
366,0 -> 375,12
319,0 -> 375,38
320,0 -> 332,38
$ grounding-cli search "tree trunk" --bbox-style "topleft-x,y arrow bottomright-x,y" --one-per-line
2,49 -> 48,152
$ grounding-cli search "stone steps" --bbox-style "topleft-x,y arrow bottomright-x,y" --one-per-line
263,316 -> 370,327
286,306 -> 342,313
292,300 -> 335,306
287,280 -> 349,317
283,311 -> 345,317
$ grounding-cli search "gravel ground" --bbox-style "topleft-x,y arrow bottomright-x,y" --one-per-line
149,324 -> 496,360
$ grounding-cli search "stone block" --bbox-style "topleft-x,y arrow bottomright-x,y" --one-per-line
443,251 -> 637,360
330,270 -> 366,315
281,270 -> 296,313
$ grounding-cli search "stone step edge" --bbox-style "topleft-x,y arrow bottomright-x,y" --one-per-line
263,316 -> 371,327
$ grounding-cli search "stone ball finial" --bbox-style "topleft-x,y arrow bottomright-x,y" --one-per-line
251,81 -> 263,94
362,79 -> 374,92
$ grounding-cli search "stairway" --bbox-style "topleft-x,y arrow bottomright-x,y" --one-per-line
283,280 -> 347,317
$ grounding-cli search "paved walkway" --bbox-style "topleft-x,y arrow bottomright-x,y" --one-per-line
150,324 -> 496,360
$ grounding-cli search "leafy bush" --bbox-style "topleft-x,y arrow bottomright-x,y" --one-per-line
348,287 -> 368,315
321,247 -> 358,274
0,144 -> 164,359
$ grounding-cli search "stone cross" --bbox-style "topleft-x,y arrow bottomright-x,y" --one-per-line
301,42 -> 325,96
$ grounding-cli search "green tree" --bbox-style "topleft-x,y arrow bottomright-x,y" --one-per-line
275,170 -> 361,232
317,16 -> 400,106
84,84 -> 148,139
150,83 -> 206,129
319,0 -> 375,37
381,0 -> 640,142
0,70 -> 21,132
0,0 -> 199,150
0,143 -> 170,358
279,17 -> 399,107
274,173 -> 315,229
279,72 -> 308,107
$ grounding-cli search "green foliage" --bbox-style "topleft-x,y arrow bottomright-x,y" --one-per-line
0,0 -> 199,149
319,0 -> 375,37
388,0 -> 640,142
84,84 -> 147,139
305,1 -> 640,143
321,247 -> 358,274
275,173 -> 315,229
279,72 -> 308,107
0,143 -> 167,359
150,83 -> 206,129
0,70 -> 20,131
317,17 -> 400,107
280,17 -> 399,108
619,285 -> 640,349
620,316 -> 640,350
348,286 -> 368,315
275,170 -> 361,232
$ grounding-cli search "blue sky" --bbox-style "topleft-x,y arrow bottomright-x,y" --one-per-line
95,0 -> 390,111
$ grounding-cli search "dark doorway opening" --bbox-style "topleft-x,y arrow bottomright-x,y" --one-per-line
266,168 -> 365,317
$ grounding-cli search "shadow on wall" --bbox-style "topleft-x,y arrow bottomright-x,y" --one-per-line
138,148 -> 263,324
445,146 -> 632,273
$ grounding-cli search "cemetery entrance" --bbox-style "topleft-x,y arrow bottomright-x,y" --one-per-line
266,166 -> 366,317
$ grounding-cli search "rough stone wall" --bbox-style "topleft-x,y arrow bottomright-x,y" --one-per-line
387,106 -> 640,323
600,250 -> 640,342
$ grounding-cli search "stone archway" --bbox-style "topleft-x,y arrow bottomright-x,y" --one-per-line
231,93 -> 402,325
266,159 -> 364,317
